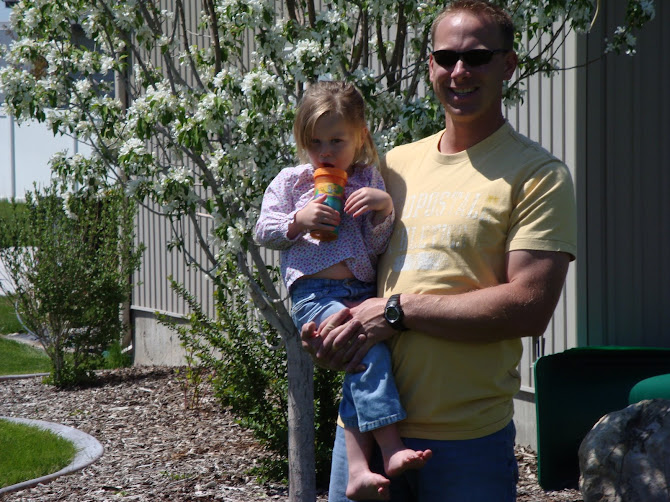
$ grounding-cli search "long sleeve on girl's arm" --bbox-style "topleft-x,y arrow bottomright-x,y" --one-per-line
362,208 -> 394,255
254,170 -> 303,250
360,166 -> 395,255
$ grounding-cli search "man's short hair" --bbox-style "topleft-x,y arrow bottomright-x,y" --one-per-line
431,0 -> 515,50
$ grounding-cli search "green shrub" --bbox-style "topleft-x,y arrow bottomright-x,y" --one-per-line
160,273 -> 341,488
0,199 -> 28,249
0,186 -> 143,387
102,340 -> 133,369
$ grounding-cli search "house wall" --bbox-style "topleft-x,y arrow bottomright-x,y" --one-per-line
130,0 -> 215,354
578,2 -> 670,348
516,3 -> 670,448
133,309 -> 190,366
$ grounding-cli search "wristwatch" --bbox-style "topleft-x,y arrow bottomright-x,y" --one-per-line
384,294 -> 408,331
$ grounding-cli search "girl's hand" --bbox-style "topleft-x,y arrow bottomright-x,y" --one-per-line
344,187 -> 393,221
292,193 -> 341,236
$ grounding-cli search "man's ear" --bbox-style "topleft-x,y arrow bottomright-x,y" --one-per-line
503,51 -> 518,81
428,53 -> 437,83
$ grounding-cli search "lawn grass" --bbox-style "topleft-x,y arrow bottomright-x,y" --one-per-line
0,337 -> 51,376
0,296 -> 23,335
0,419 -> 77,488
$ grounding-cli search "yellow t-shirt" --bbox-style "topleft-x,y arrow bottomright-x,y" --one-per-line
377,123 -> 577,440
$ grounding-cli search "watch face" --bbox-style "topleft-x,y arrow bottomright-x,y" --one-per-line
386,307 -> 400,323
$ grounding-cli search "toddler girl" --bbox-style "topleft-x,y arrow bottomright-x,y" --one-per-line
255,81 -> 431,501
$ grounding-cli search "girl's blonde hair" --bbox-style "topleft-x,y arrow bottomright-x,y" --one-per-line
293,81 -> 379,168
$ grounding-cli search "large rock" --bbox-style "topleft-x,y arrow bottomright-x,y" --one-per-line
579,399 -> 670,502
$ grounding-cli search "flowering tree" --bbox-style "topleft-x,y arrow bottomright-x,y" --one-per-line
0,0 -> 654,499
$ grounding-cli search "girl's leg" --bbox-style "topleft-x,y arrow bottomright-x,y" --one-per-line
343,343 -> 431,485
292,280 -> 426,498
343,424 -> 432,501
291,280 -> 391,499
344,343 -> 406,432
344,426 -> 391,501
371,423 -> 432,478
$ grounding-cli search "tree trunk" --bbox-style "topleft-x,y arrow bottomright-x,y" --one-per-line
286,329 -> 316,502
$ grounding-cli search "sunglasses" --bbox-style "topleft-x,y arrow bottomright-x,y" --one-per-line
432,49 -> 508,68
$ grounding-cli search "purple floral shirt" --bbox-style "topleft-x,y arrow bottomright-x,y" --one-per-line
254,163 -> 394,292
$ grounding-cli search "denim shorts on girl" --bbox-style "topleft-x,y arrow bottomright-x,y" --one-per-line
290,277 -> 376,329
290,277 -> 406,432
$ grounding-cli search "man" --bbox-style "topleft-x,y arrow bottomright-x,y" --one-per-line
302,1 -> 577,500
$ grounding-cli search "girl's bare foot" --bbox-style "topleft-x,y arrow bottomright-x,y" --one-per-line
346,470 -> 391,501
384,448 -> 433,477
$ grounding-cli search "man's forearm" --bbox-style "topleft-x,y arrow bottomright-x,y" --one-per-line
382,250 -> 571,343
401,286 -> 550,343
306,250 -> 571,370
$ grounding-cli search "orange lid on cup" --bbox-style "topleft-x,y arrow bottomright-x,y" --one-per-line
313,168 -> 348,185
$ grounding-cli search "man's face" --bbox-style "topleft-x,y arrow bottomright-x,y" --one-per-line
429,11 -> 516,127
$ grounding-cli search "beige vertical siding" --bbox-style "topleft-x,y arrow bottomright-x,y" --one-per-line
132,0 -> 215,319
506,22 -> 580,392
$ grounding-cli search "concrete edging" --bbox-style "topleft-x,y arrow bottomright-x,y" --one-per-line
0,373 -> 49,381
0,416 -> 104,495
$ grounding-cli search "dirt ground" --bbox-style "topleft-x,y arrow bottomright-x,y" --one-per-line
0,366 -> 583,501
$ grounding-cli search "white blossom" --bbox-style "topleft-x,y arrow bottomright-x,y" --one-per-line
23,7 -> 41,29
119,138 -> 147,157
240,68 -> 279,96
625,32 -> 637,55
319,9 -> 342,24
62,197 -> 78,220
75,79 -> 92,95
288,39 -> 322,63
164,166 -> 190,185
638,0 -> 655,19
100,56 -> 115,75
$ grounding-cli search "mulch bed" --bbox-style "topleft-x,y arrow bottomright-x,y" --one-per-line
0,366 -> 583,501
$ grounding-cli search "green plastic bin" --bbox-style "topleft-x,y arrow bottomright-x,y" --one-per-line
533,346 -> 670,490
629,373 -> 670,403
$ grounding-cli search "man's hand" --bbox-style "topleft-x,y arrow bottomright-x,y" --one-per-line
300,298 -> 398,372
301,308 -> 366,372
300,309 -> 367,372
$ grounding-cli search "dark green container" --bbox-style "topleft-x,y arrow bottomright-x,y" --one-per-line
533,346 -> 670,490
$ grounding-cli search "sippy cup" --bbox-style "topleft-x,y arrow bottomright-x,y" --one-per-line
310,168 -> 348,241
